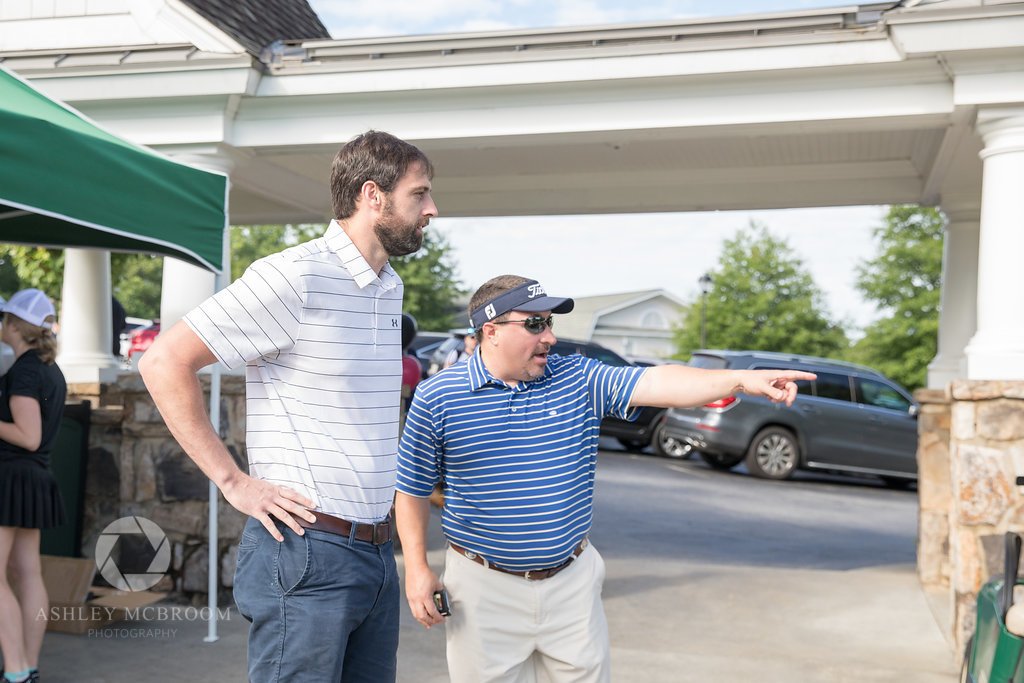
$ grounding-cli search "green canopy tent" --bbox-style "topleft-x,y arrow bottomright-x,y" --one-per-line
0,64 -> 227,271
0,63 -> 229,642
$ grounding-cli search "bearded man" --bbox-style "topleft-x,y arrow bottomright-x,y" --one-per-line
140,131 -> 437,683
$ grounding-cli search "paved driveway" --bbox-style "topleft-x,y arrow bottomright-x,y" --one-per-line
34,447 -> 956,682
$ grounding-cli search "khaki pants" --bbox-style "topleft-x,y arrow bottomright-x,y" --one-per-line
442,543 -> 610,683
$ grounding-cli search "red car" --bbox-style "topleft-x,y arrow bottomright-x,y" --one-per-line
128,322 -> 160,358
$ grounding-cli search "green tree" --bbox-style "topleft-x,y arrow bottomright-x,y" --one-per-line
111,253 -> 163,319
848,205 -> 944,392
390,230 -> 466,331
1,246 -> 64,302
231,224 -> 324,282
0,250 -> 23,299
672,223 -> 847,359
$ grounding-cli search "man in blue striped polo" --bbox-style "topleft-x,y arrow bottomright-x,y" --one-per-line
395,274 -> 815,683
141,130 -> 437,682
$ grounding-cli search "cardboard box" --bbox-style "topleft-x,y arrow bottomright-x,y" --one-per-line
39,555 -> 165,634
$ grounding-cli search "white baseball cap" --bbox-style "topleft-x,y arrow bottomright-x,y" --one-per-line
3,288 -> 56,329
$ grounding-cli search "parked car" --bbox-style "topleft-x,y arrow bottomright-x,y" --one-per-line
119,316 -> 153,358
548,339 -> 692,459
407,330 -> 449,379
426,328 -> 475,376
127,321 -> 160,358
661,349 -> 918,486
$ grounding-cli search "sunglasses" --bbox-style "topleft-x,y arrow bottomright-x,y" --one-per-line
491,315 -> 554,334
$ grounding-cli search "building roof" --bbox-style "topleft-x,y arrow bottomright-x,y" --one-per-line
558,289 -> 681,341
181,0 -> 329,56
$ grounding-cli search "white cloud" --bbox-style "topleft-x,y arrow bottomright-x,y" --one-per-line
309,0 -> 853,38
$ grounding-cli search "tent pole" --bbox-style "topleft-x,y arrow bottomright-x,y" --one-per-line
205,370 -> 221,643
205,186 -> 231,643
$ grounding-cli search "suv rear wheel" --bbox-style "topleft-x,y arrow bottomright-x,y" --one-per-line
745,426 -> 799,480
652,422 -> 693,459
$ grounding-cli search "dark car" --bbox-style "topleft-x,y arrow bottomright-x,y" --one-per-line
408,331 -> 449,379
661,349 -> 918,486
548,339 -> 692,459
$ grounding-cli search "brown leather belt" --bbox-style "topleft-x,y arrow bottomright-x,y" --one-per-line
298,510 -> 391,545
449,538 -> 588,581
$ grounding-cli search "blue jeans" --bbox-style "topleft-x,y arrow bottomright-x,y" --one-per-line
233,517 -> 399,682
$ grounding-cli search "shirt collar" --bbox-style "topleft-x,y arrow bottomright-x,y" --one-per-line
324,220 -> 401,291
467,348 -> 554,392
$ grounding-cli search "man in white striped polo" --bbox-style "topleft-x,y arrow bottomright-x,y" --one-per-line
395,274 -> 815,682
140,130 -> 437,682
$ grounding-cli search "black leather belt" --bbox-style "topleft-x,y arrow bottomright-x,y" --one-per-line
450,538 -> 588,580
298,510 -> 391,545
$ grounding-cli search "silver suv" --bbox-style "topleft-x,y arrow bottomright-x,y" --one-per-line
662,350 -> 918,486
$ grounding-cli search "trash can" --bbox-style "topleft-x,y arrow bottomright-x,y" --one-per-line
40,401 -> 91,557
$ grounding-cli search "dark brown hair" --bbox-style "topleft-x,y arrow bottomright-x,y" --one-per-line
330,130 -> 434,219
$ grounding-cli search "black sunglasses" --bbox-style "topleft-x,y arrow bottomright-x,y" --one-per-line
491,315 -> 554,334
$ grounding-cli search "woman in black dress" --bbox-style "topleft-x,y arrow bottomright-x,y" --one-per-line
0,289 -> 66,683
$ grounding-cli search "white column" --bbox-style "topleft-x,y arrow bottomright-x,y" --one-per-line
965,109 -> 1024,380
159,153 -> 233,331
927,206 -> 979,388
159,258 -> 218,331
56,249 -> 119,383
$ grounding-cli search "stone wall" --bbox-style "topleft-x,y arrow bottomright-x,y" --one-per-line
916,388 -> 951,591
917,380 -> 1024,662
68,373 -> 247,601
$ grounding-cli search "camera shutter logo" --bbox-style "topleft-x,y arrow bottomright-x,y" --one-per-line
95,516 -> 170,591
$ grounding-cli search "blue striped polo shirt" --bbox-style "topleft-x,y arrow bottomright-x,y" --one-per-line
397,350 -> 646,571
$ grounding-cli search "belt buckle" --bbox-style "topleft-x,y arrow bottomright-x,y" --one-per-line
372,520 -> 389,545
523,569 -> 536,581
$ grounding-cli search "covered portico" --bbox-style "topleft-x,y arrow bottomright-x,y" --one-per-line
2,0 -> 1023,659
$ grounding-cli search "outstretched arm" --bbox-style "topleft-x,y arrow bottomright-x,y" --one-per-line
139,320 -> 315,542
629,364 -> 816,409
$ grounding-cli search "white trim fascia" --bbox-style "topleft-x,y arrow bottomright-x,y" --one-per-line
258,39 -> 903,97
138,0 -> 247,55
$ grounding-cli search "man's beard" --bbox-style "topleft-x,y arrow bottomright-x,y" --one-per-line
374,202 -> 424,257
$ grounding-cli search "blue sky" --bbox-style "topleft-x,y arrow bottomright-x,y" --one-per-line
305,1 -> 885,335
308,1 -> 853,39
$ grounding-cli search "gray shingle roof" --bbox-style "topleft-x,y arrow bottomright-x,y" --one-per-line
181,0 -> 330,55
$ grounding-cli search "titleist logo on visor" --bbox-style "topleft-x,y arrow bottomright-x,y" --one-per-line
469,280 -> 574,329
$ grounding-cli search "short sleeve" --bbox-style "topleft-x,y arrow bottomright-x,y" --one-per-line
7,359 -> 42,401
396,391 -> 442,497
580,357 -> 647,421
184,255 -> 303,369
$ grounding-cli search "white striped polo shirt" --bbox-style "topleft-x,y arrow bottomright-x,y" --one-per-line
397,351 -> 646,571
185,220 -> 403,523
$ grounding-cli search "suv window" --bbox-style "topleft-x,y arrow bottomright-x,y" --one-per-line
584,347 -> 630,367
814,372 -> 853,402
854,377 -> 912,412
551,340 -> 631,367
756,364 -> 814,396
689,354 -> 728,370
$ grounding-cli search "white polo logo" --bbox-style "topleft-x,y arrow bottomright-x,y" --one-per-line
527,284 -> 546,298
95,516 -> 170,592
485,303 -> 496,319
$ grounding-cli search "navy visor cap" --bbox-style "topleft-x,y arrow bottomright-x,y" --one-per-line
469,280 -> 574,329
